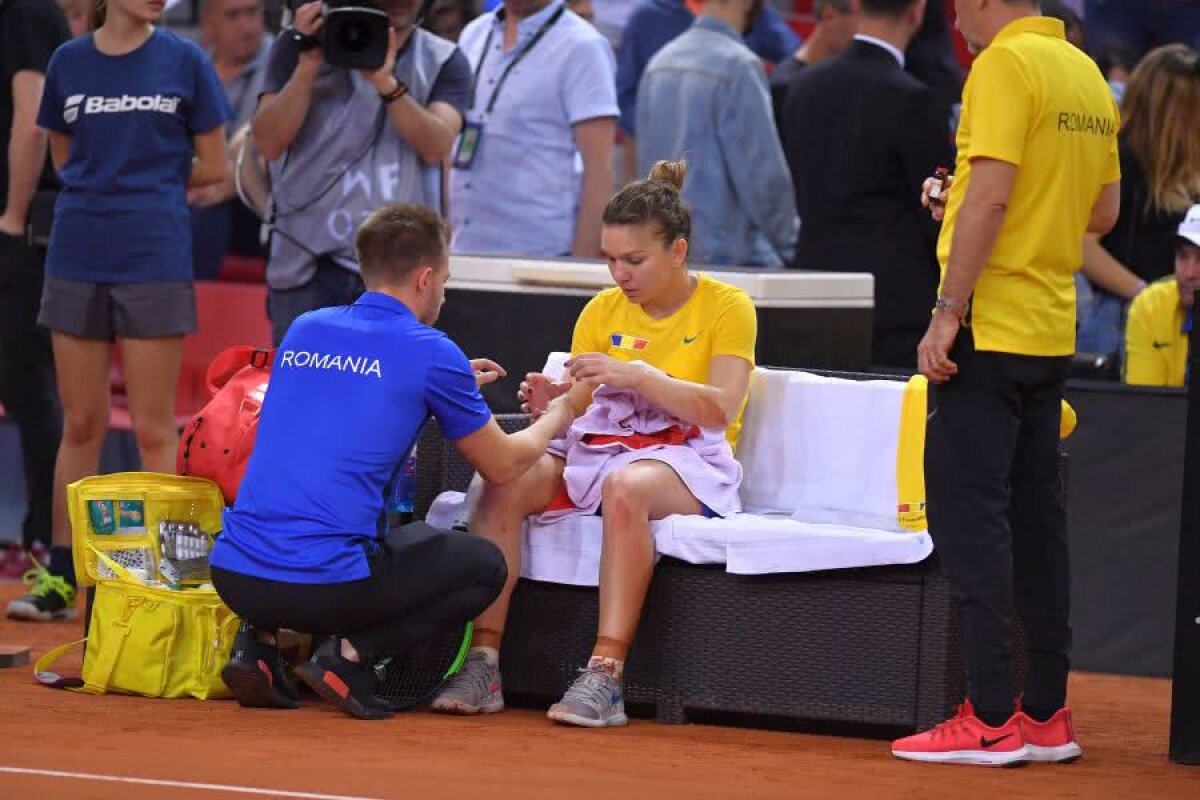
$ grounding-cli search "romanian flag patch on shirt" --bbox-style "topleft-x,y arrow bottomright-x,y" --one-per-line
610,333 -> 649,351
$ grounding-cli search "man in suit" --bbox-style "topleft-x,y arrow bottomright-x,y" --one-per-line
778,0 -> 952,368
768,0 -> 859,123
905,0 -> 962,132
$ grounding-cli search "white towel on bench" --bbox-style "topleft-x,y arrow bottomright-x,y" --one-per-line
427,493 -> 933,584
736,369 -> 918,532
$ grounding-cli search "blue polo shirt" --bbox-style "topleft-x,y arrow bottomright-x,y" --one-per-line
211,293 -> 492,584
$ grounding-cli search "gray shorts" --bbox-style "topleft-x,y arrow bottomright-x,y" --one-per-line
38,277 -> 197,340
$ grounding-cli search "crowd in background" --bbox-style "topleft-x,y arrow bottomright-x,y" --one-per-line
165,0 -> 1199,375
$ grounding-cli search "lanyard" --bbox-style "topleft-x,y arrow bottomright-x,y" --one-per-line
467,4 -> 566,114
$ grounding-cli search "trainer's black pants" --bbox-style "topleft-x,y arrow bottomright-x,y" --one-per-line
0,232 -> 61,550
925,331 -> 1072,722
213,522 -> 506,660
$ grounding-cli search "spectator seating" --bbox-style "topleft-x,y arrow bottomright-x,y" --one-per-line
216,255 -> 267,284
109,280 -> 271,431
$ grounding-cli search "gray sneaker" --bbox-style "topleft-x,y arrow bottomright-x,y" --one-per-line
546,664 -> 628,728
430,651 -> 504,715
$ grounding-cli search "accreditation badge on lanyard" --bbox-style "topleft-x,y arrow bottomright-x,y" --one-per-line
454,122 -> 484,170
453,3 -> 566,170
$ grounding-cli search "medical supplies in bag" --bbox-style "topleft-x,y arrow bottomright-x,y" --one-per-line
34,473 -> 237,699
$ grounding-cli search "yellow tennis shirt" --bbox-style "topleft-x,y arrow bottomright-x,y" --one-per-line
571,273 -> 757,446
1125,277 -> 1189,388
938,16 -> 1121,356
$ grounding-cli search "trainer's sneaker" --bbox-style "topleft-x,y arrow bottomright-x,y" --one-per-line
546,662 -> 628,728
1018,707 -> 1083,763
892,700 -> 1029,766
6,563 -> 77,622
220,621 -> 300,710
430,650 -> 504,714
294,637 -> 393,720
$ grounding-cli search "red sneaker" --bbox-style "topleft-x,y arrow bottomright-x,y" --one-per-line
1018,708 -> 1082,763
0,546 -> 31,579
892,700 -> 1030,766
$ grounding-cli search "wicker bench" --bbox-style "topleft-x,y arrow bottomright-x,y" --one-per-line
414,414 -> 1033,736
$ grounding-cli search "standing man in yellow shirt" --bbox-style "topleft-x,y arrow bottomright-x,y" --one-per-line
891,0 -> 1121,767
1124,205 -> 1200,388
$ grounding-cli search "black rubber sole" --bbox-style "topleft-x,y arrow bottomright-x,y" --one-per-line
294,661 -> 393,720
221,658 -> 300,710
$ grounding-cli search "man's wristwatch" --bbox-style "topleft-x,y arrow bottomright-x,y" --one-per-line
380,79 -> 409,104
933,295 -> 969,320
291,30 -> 320,52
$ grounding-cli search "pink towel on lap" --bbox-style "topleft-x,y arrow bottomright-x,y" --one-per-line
540,369 -> 743,523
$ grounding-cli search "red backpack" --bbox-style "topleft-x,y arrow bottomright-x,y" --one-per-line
176,346 -> 274,504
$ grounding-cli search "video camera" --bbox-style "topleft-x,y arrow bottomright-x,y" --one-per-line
287,0 -> 433,72
318,0 -> 392,71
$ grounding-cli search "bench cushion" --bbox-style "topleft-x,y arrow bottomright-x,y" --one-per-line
427,492 -> 933,585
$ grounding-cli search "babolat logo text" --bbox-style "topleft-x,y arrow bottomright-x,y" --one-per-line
65,94 -> 181,123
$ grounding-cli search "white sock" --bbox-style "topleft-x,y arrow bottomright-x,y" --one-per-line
469,646 -> 499,666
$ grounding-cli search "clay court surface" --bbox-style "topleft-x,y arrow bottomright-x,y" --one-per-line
1,584 -> 1197,799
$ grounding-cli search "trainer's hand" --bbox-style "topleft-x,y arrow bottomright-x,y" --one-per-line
917,312 -> 961,384
920,174 -> 953,222
294,2 -> 325,64
566,353 -> 643,390
470,358 -> 506,387
518,372 -> 569,419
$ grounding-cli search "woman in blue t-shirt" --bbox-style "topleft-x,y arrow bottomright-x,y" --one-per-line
7,0 -> 232,623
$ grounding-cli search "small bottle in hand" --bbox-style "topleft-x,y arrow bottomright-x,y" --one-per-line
927,166 -> 950,206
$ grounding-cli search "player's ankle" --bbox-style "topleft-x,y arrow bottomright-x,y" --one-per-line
469,646 -> 499,666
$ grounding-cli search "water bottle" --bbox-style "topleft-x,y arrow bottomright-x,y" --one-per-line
388,445 -> 418,525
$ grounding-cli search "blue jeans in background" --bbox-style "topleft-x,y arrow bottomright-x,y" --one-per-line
1075,273 -> 1127,357
266,257 -> 365,346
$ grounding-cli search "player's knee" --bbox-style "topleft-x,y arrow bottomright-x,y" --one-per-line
478,462 -> 554,517
601,468 -> 649,519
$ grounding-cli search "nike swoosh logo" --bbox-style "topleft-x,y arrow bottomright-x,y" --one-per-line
1152,341 -> 1172,349
683,334 -> 701,344
979,734 -> 1014,749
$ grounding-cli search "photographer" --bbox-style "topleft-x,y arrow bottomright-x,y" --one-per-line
253,0 -> 471,345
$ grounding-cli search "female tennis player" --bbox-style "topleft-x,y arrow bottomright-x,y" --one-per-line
432,160 -> 757,727
7,0 -> 231,623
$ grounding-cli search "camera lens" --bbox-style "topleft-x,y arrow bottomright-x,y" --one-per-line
338,19 -> 372,52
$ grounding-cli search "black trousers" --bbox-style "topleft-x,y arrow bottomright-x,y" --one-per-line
213,522 -> 506,660
873,325 -> 924,370
0,232 -> 61,549
925,330 -> 1072,720
266,256 -> 365,347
